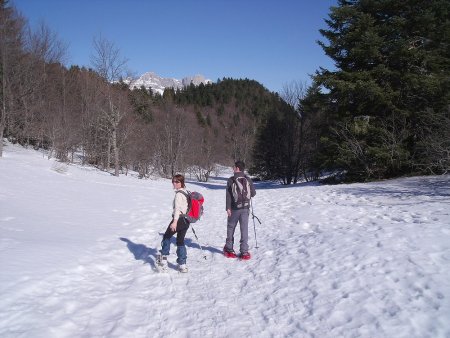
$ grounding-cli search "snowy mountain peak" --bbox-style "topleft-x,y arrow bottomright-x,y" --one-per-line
126,72 -> 212,95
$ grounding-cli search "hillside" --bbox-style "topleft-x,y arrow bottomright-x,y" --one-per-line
128,78 -> 294,169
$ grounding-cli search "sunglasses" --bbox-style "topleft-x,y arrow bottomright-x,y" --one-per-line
172,180 -> 180,183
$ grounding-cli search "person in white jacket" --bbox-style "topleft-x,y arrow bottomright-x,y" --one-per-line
157,174 -> 190,272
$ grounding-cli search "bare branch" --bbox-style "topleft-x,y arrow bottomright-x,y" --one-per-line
91,35 -> 128,83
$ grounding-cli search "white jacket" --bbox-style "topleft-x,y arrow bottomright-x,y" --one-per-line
172,188 -> 188,220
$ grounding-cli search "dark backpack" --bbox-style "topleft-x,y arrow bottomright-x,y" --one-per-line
231,176 -> 251,209
176,190 -> 204,223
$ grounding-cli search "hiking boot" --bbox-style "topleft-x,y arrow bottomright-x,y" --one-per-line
156,254 -> 168,268
179,264 -> 188,273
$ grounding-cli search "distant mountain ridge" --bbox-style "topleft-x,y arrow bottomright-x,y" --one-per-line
126,72 -> 212,94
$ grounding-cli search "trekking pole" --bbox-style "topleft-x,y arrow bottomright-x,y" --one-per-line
250,199 -> 261,249
191,225 -> 207,260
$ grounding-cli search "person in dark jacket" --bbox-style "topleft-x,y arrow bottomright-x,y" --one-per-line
224,161 -> 256,259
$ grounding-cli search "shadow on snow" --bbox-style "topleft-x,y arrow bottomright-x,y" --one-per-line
187,178 -> 320,191
120,235 -> 222,268
340,175 -> 450,200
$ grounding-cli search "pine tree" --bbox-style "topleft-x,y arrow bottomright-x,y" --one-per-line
314,0 -> 450,180
251,104 -> 301,184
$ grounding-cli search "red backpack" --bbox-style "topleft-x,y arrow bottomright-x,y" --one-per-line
177,191 -> 204,223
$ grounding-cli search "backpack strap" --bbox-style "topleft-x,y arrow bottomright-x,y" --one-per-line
232,176 -> 250,193
176,190 -> 191,214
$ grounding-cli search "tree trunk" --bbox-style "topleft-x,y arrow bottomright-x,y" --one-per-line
0,71 -> 5,156
0,30 -> 6,157
106,136 -> 111,172
112,127 -> 119,176
0,124 -> 4,157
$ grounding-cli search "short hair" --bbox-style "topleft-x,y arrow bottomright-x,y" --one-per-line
235,161 -> 245,171
172,174 -> 186,188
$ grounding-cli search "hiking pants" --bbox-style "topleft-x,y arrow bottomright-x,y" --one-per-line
226,208 -> 250,254
161,217 -> 190,265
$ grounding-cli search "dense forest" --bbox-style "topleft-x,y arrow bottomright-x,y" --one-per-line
311,0 -> 450,181
1,0 -> 449,183
254,0 -> 450,182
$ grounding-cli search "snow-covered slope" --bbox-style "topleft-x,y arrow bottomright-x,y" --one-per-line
1,142 -> 449,337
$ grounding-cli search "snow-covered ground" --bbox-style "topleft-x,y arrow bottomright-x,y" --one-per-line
1,142 -> 449,338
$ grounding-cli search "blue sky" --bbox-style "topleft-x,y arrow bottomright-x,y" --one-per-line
12,0 -> 337,93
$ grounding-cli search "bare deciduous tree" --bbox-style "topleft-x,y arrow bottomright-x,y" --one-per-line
188,135 -> 216,182
25,23 -> 68,157
281,80 -> 308,114
0,2 -> 25,156
331,121 -> 372,177
155,102 -> 188,177
91,35 -> 128,176
415,108 -> 450,174
28,21 -> 67,65
281,80 -> 311,181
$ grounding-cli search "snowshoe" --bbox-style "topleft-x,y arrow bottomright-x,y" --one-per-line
223,246 -> 237,258
178,264 -> 188,273
156,254 -> 168,272
239,252 -> 251,260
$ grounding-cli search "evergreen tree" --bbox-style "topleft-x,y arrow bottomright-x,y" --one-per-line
129,86 -> 153,123
251,103 -> 301,184
313,0 -> 450,180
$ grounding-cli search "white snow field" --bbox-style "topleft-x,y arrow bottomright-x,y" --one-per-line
1,142 -> 449,338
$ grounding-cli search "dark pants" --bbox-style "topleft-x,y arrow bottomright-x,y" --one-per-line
161,217 -> 190,264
